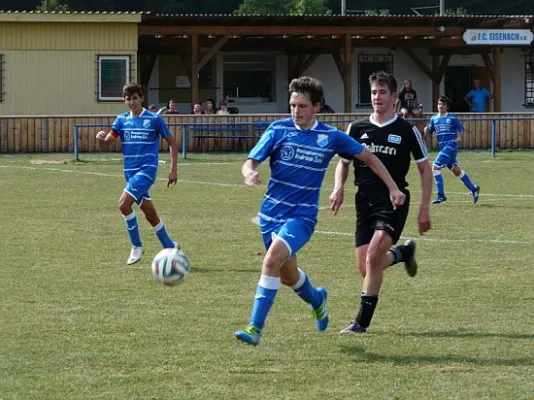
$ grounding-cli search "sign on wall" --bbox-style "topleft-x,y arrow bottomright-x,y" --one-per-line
463,29 -> 534,45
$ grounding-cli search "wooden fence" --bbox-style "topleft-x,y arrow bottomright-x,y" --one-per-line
0,113 -> 533,154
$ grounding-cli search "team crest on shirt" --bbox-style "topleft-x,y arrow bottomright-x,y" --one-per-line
143,119 -> 151,128
446,118 -> 451,124
387,134 -> 402,144
280,145 -> 295,161
316,134 -> 329,147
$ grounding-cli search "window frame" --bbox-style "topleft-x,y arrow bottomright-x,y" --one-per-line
96,55 -> 132,102
525,53 -> 534,107
356,53 -> 394,107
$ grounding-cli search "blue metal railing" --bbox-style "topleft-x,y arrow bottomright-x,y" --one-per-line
73,116 -> 534,161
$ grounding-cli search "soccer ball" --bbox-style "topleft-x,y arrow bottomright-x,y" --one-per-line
151,248 -> 190,286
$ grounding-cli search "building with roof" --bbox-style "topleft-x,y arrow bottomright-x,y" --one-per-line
0,11 -> 533,115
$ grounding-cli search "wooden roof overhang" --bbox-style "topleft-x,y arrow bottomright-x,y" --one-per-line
137,14 -> 534,112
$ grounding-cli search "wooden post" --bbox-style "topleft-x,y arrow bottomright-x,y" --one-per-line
431,54 -> 440,113
493,47 -> 502,112
344,35 -> 352,113
191,34 -> 199,106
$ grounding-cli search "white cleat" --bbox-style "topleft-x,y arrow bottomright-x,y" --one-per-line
127,246 -> 144,265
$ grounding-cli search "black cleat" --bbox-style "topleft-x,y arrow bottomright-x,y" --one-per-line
403,240 -> 418,277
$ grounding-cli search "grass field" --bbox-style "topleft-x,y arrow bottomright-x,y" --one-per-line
1,151 -> 534,400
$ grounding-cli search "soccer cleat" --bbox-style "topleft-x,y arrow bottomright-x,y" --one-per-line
127,246 -> 144,265
403,240 -> 418,277
471,186 -> 480,204
235,326 -> 261,346
432,194 -> 447,204
339,321 -> 367,335
311,287 -> 329,332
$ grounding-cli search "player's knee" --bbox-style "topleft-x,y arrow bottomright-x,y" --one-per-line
432,168 -> 442,176
366,250 -> 384,270
118,198 -> 132,215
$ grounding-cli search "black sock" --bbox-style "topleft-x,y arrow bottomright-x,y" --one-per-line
389,243 -> 413,265
355,293 -> 379,328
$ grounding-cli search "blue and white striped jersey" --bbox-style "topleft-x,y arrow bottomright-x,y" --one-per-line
427,113 -> 464,151
110,108 -> 171,181
249,118 -> 364,224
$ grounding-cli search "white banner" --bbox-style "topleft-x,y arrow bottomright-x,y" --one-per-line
463,29 -> 534,45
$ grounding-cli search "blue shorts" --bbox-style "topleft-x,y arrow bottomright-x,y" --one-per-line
433,145 -> 459,170
260,217 -> 315,257
124,172 -> 154,206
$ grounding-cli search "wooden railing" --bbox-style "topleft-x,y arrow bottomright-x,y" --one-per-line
0,113 -> 533,154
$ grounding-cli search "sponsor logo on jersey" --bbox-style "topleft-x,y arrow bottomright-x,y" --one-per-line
124,131 -> 131,141
364,142 -> 397,156
316,134 -> 329,147
280,145 -> 295,161
360,133 -> 369,139
387,134 -> 402,144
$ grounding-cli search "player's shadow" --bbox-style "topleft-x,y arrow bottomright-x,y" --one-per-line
339,344 -> 534,366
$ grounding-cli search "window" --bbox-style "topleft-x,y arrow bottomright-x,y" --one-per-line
97,55 -> 131,101
0,54 -> 5,102
357,53 -> 394,106
525,54 -> 534,107
223,54 -> 275,102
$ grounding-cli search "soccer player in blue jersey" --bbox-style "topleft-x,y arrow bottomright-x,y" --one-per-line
424,95 -> 480,204
234,76 -> 407,346
96,83 -> 179,265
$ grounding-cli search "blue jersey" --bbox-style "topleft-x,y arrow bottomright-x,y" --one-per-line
249,118 -> 364,224
428,113 -> 464,151
111,108 -> 171,181
466,88 -> 490,112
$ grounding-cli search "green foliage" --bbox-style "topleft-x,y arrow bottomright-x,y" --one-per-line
361,9 -> 391,16
235,0 -> 332,15
292,0 -> 332,15
36,0 -> 70,12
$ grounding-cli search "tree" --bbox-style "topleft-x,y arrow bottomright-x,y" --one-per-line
235,0 -> 332,15
292,0 -> 331,15
36,0 -> 70,12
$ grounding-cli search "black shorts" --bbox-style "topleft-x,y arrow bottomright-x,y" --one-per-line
355,189 -> 410,247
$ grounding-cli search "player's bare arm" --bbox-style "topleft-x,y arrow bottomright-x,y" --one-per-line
357,148 -> 406,208
95,130 -> 117,151
242,159 -> 261,186
416,159 -> 432,234
164,135 -> 178,186
329,160 -> 350,215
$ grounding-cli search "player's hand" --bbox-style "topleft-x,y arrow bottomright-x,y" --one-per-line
418,207 -> 431,235
244,170 -> 261,186
96,131 -> 107,141
389,189 -> 406,209
423,126 -> 429,136
329,188 -> 344,215
168,170 -> 178,187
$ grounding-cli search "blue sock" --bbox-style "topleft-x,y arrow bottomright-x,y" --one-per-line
460,170 -> 477,192
433,170 -> 445,196
153,220 -> 175,248
291,269 -> 322,308
124,212 -> 142,247
249,275 -> 280,330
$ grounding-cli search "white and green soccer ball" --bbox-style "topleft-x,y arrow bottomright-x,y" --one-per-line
151,248 -> 190,286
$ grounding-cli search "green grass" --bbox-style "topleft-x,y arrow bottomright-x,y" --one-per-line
1,151 -> 534,400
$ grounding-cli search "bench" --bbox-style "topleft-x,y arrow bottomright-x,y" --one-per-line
190,123 -> 269,152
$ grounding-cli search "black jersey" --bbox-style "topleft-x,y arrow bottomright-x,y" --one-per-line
343,114 -> 428,192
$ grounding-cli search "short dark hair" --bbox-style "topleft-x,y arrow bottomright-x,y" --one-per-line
288,76 -> 324,105
438,95 -> 452,107
368,71 -> 398,94
123,83 -> 143,98
194,101 -> 202,106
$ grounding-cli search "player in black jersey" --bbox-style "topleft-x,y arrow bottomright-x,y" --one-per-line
329,71 -> 433,334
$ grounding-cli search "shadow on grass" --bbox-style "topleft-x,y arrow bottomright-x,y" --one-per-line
340,344 -> 534,366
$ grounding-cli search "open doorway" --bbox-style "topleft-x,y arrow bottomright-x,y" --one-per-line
444,66 -> 492,112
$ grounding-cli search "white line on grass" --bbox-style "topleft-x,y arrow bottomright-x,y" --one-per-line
3,164 -> 534,199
